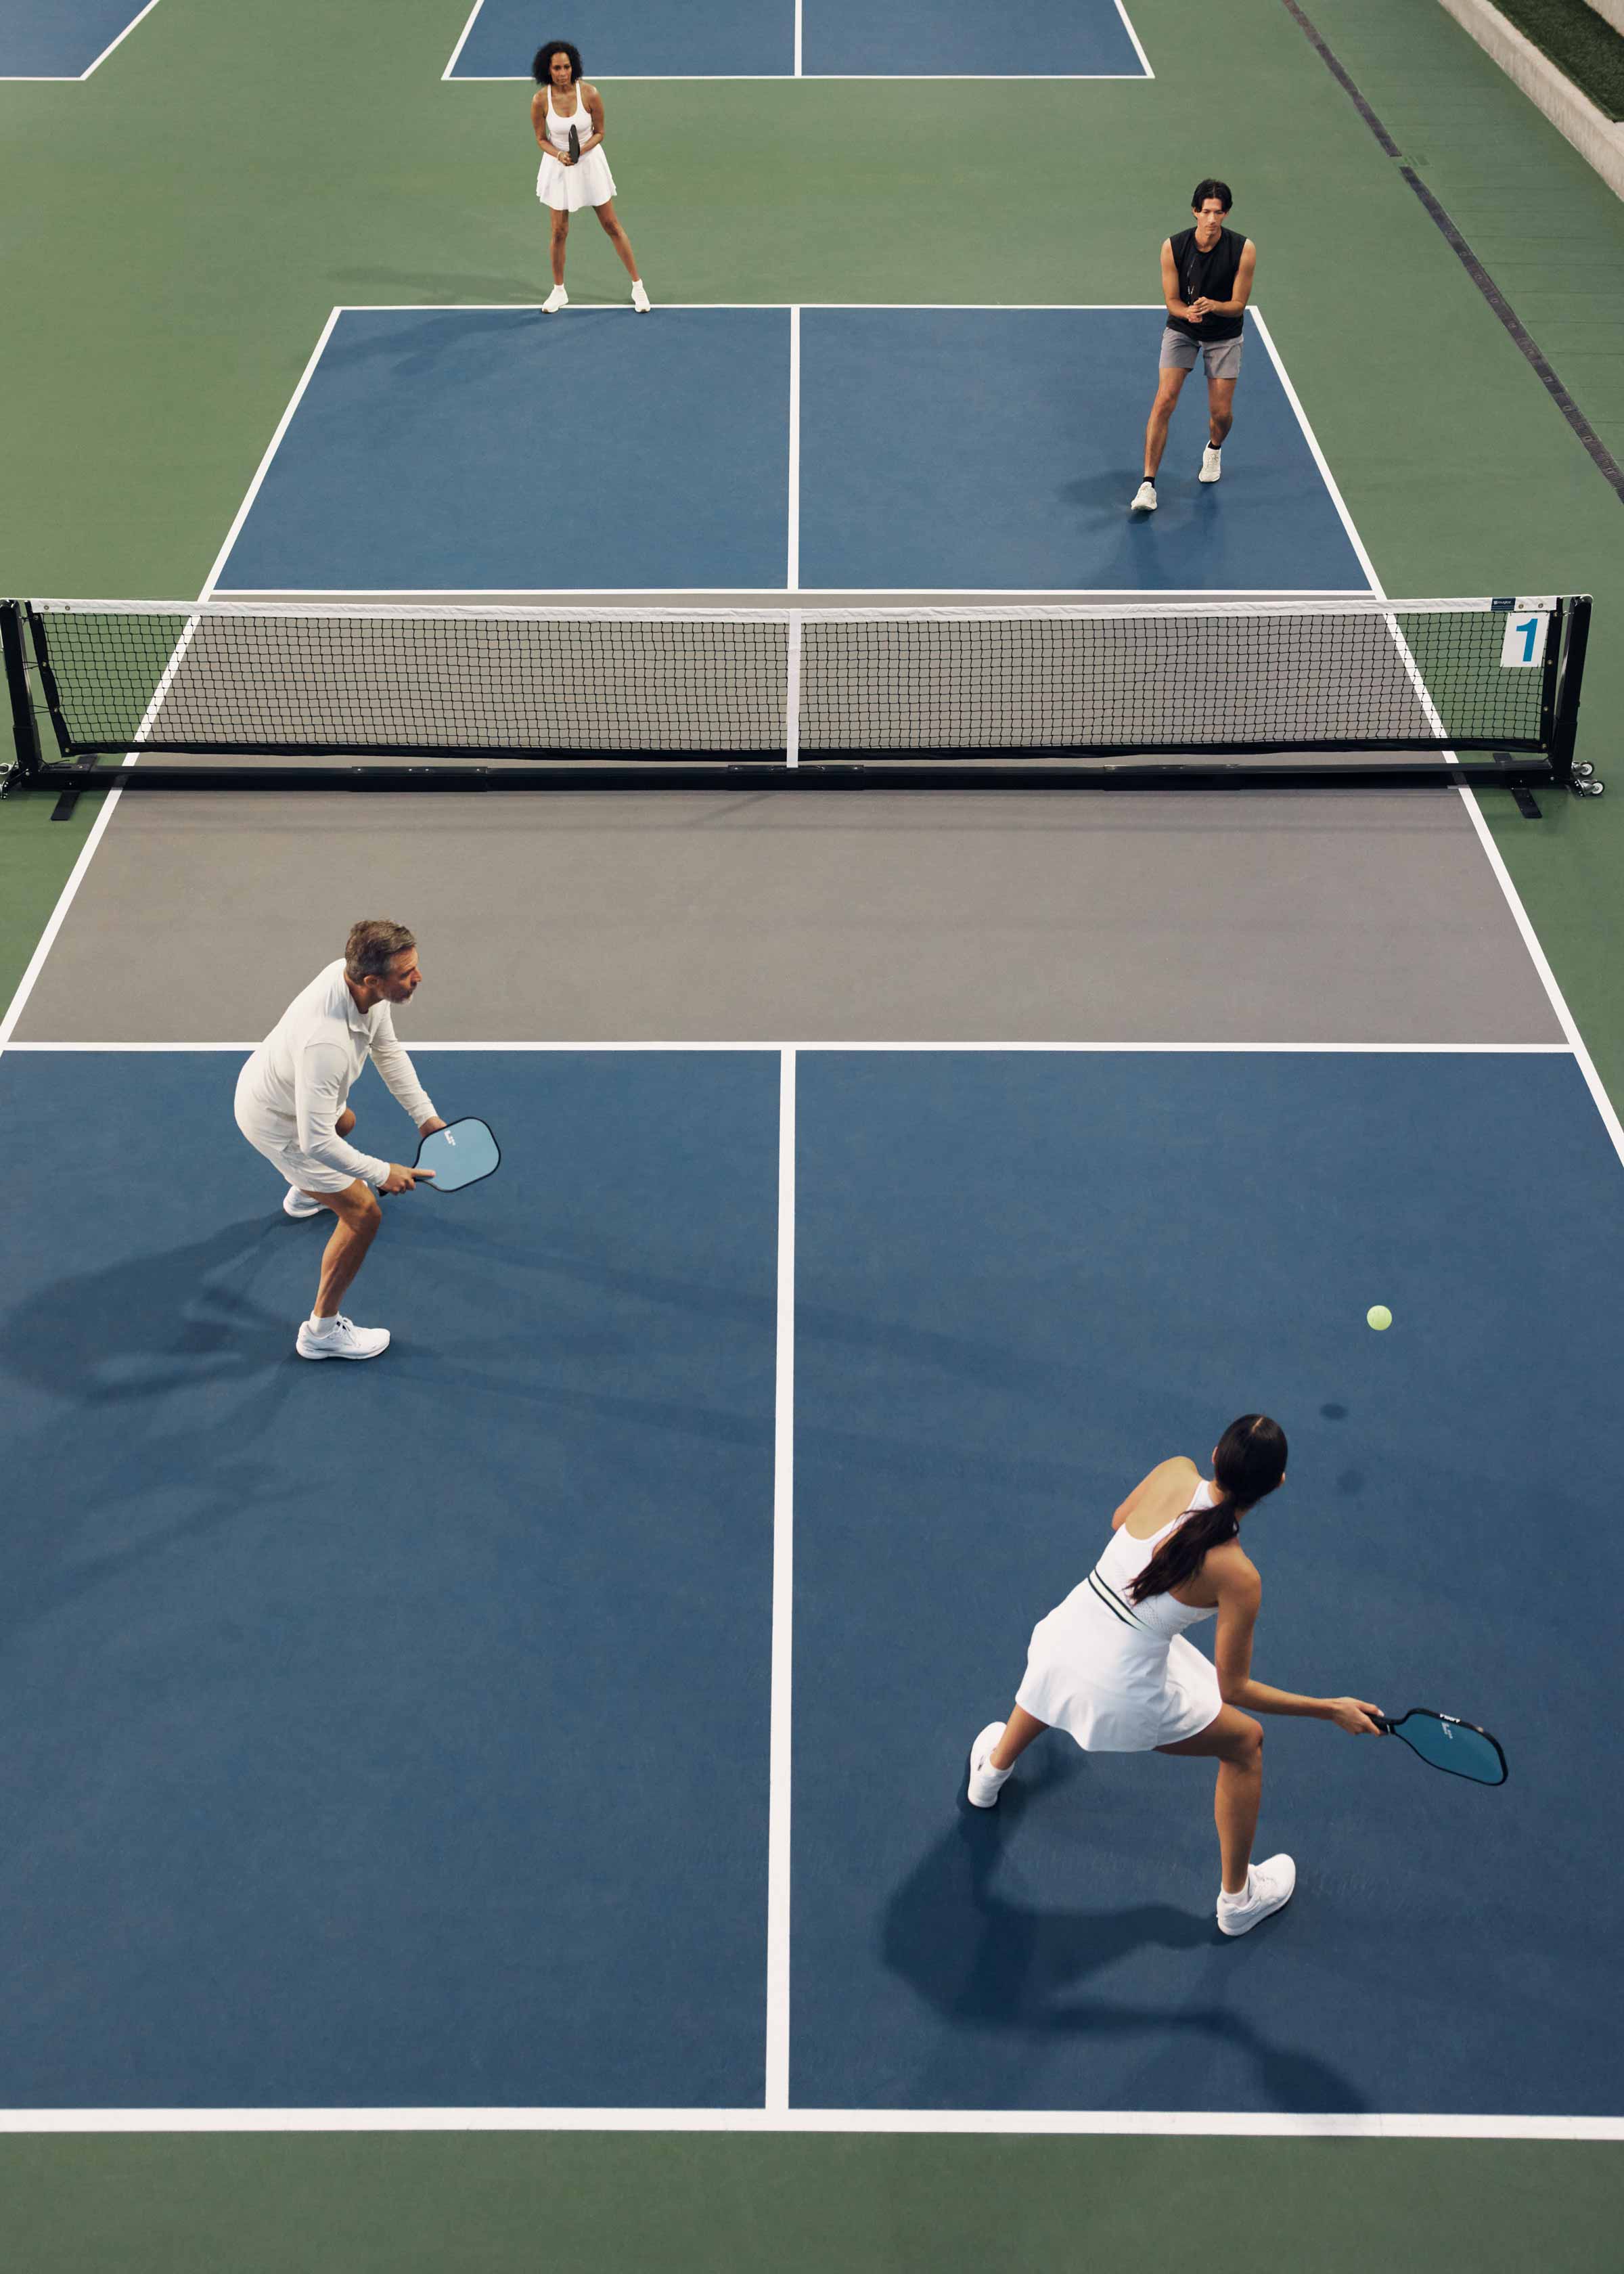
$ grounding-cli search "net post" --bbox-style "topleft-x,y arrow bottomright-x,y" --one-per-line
1,600 -> 44,786
1547,594 -> 1589,787
785,610 -> 801,770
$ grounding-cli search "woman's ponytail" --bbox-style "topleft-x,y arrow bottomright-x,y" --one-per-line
1127,1414 -> 1286,1604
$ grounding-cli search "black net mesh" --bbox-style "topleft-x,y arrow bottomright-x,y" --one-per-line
24,598 -> 1557,764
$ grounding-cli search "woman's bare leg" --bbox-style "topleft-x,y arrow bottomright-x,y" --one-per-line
989,1705 -> 1048,1771
593,198 -> 640,282
550,211 -> 569,286
1158,1705 -> 1264,1893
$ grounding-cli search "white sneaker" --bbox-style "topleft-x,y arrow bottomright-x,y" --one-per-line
296,1314 -> 391,1362
1199,445 -> 1223,484
1216,1853 -> 1296,1936
1130,479 -> 1158,512
967,1721 -> 1013,1808
631,280 -> 652,312
543,284 -> 568,314
283,1188 -> 325,1220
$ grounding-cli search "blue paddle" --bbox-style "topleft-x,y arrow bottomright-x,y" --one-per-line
1376,1709 -> 1506,1785
413,1117 -> 500,1193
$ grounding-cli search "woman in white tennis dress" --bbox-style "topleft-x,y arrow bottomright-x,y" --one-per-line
966,1416 -> 1383,1936
531,41 -> 650,315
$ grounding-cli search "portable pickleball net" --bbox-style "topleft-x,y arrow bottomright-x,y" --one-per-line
1,592 -> 1596,805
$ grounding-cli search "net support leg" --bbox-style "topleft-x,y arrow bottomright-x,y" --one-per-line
785,611 -> 801,770
1548,594 -> 1591,789
1,600 -> 45,789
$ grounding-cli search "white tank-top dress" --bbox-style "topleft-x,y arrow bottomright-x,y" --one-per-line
536,83 -> 616,213
1015,1483 -> 1225,1752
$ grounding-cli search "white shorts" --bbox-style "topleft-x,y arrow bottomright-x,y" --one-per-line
233,1064 -> 363,1196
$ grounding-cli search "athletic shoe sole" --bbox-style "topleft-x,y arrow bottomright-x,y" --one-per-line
295,1332 -> 391,1362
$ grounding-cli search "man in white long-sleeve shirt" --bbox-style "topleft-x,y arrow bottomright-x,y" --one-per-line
234,918 -> 446,1362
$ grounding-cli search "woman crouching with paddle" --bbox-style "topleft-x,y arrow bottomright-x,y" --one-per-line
966,1414 -> 1383,1936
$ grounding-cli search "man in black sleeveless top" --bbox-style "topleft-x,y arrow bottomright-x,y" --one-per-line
1131,179 -> 1256,513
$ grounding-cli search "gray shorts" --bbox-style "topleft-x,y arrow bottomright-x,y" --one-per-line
1159,327 -> 1244,381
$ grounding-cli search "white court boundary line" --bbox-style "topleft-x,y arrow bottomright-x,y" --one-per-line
787,309 -> 801,591
0,1042 -> 1577,1055
1250,308 -> 1624,1174
439,0 -> 1152,83
199,308 -> 344,601
0,2109 -> 1617,2139
0,313 -> 338,1053
0,0 -> 163,80
0,614 -> 204,1053
765,1050 -> 796,2108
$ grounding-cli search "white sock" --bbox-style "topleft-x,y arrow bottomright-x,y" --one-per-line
1219,1871 -> 1253,1904
308,1313 -> 338,1334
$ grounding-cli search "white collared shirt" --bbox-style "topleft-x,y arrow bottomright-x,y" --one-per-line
238,959 -> 436,1184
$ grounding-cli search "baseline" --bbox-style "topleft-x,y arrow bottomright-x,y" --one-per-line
0,2109 -> 1618,2139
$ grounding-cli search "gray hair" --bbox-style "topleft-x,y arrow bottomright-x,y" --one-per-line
344,918 -> 416,981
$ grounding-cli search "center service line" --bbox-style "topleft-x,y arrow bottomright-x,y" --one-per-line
764,1046 -> 796,2109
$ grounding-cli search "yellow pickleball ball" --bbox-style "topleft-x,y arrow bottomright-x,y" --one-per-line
1366,1304 -> 1392,1332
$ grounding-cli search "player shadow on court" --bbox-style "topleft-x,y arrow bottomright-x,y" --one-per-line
526,1243 -> 1093,1400
0,1220 -> 310,1639
1054,468 -> 1225,587
323,307 -> 556,384
878,1751 -> 1369,2113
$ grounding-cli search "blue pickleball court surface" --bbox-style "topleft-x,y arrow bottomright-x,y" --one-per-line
220,306 -> 1359,594
0,1048 -> 777,2107
796,309 -> 1366,589
0,0 -> 154,75
219,309 -> 792,592
790,1051 -> 1624,2113
448,0 -> 1145,78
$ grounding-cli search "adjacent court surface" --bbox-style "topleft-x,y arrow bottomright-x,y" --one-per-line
445,0 -> 1152,80
0,0 -> 159,78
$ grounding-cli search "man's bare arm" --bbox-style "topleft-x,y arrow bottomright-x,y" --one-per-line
1190,238 -> 1256,319
1159,237 -> 1202,322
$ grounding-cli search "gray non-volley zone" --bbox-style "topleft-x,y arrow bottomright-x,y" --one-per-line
3,596 -> 1590,784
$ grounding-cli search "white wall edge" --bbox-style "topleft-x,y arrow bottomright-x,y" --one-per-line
1437,0 -> 1624,200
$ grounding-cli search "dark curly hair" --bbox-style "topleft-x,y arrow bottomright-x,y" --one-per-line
533,41 -> 582,85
